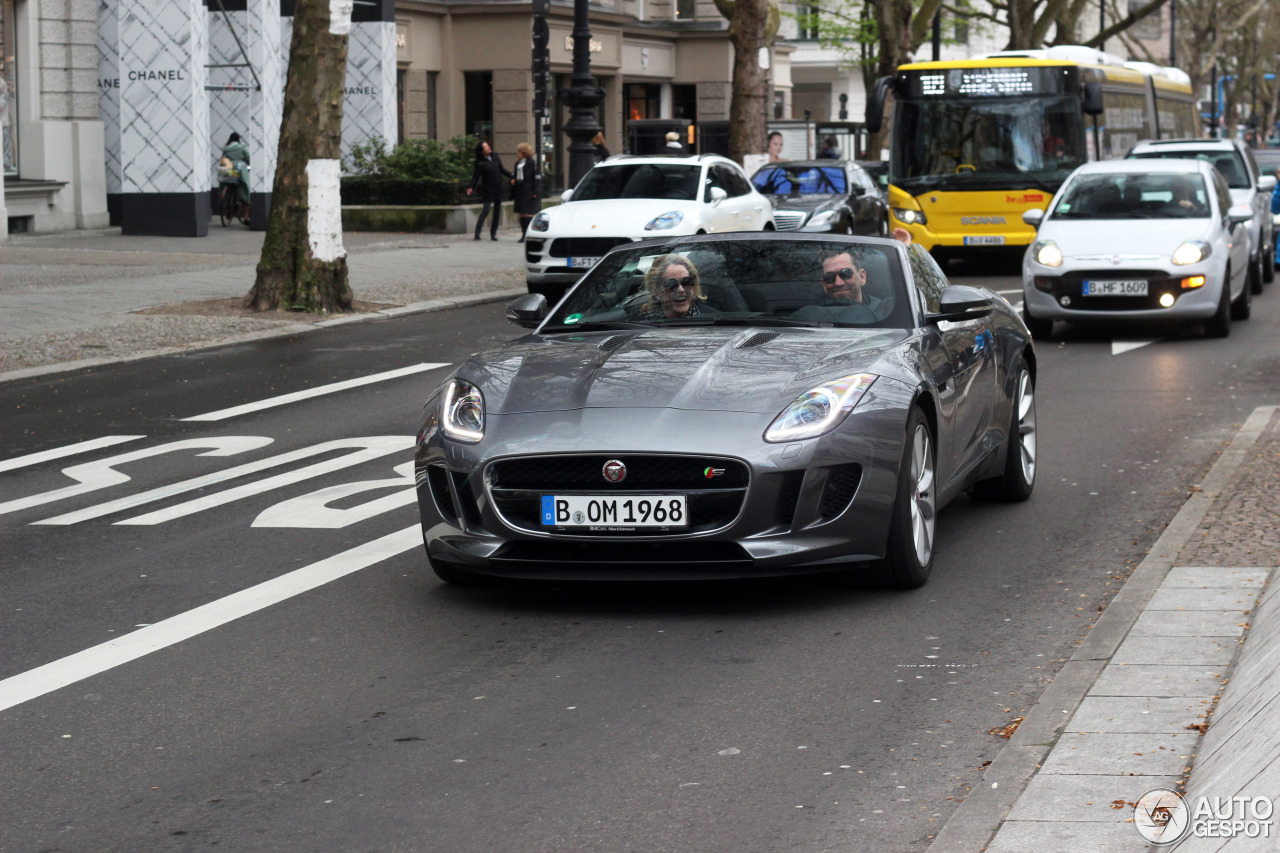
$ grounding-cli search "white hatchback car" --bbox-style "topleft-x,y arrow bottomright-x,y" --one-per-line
525,155 -> 775,301
1022,159 -> 1254,339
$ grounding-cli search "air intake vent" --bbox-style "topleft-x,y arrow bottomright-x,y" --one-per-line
598,334 -> 634,352
426,464 -> 458,524
818,464 -> 862,520
737,331 -> 782,349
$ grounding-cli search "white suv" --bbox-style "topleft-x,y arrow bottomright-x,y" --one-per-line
524,155 -> 775,301
1128,138 -> 1277,293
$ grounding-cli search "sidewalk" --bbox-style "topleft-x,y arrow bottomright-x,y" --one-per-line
0,220 -> 529,381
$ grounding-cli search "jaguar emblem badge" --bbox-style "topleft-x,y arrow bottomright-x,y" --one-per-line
602,459 -> 627,483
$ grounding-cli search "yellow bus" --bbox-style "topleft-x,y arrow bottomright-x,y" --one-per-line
865,46 -> 1198,257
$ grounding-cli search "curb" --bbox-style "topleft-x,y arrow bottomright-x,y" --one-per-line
928,405 -> 1280,851
0,287 -> 529,386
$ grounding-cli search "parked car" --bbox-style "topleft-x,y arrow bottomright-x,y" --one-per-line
1127,137 -> 1277,290
750,160 -> 889,236
416,233 -> 1037,590
1022,159 -> 1253,339
524,155 -> 774,303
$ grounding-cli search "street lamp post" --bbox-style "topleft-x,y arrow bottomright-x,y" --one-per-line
560,0 -> 604,187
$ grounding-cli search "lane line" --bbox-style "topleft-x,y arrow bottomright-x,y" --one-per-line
1112,339 -> 1158,355
0,525 -> 422,713
182,363 -> 450,422
0,436 -> 146,474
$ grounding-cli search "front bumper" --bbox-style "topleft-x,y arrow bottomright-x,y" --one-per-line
524,235 -> 643,285
1022,257 -> 1224,323
414,395 -> 912,580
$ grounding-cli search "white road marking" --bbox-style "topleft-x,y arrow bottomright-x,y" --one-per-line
1112,340 -> 1158,355
0,437 -> 274,517
182,363 -> 449,422
0,436 -> 146,474
253,461 -> 416,528
0,526 -> 422,713
35,436 -> 411,526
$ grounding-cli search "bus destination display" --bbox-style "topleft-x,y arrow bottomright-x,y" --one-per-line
903,66 -> 1074,98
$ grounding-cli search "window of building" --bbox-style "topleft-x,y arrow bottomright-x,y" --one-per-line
427,71 -> 437,140
396,69 -> 406,145
626,82 -> 660,121
798,3 -> 819,39
676,0 -> 695,20
671,84 -> 696,121
1,0 -> 18,176
464,71 -> 493,141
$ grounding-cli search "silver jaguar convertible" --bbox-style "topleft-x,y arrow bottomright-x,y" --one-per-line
414,233 -> 1037,588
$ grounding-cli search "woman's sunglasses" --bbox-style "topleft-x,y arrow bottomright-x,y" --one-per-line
821,267 -> 857,285
662,276 -> 696,291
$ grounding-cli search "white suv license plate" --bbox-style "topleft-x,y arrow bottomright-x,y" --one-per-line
963,235 -> 1005,246
541,495 -> 688,529
1083,279 -> 1148,296
568,256 -> 600,269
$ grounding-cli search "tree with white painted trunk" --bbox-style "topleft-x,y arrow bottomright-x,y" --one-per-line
245,0 -> 353,313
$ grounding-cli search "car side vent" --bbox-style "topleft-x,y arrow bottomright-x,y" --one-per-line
818,464 -> 862,520
426,464 -> 458,525
598,334 -> 634,352
775,471 -> 805,527
737,331 -> 782,349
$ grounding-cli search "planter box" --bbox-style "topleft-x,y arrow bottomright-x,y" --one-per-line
340,202 -> 520,234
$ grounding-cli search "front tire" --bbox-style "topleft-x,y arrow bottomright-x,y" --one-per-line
1204,270 -> 1232,338
970,359 -> 1037,502
1230,271 -> 1252,320
872,408 -> 936,589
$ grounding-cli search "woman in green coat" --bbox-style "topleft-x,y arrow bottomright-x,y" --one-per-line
221,132 -> 251,223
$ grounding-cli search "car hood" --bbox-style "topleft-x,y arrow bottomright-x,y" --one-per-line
1041,219 -> 1212,256
766,195 -> 839,213
549,198 -> 703,232
459,327 -> 914,415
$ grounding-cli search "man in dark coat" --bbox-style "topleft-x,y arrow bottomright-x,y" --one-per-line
466,141 -> 513,241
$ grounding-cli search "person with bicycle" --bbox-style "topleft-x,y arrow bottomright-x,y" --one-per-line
219,132 -> 251,225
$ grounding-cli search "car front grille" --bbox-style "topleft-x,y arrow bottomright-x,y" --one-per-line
547,237 -> 634,258
772,211 -> 808,231
488,454 -> 749,536
1033,270 -> 1188,311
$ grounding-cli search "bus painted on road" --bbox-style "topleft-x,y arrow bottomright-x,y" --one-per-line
866,46 -> 1198,256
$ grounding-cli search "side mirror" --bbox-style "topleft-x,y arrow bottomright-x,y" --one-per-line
927,285 -> 994,323
709,186 -> 728,204
1227,203 -> 1254,225
560,189 -> 574,203
1022,208 -> 1045,227
1082,82 -> 1104,116
506,292 -> 549,328
1257,175 -> 1277,193
849,184 -> 866,197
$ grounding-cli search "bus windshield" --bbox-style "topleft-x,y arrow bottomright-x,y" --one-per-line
891,95 -> 1086,195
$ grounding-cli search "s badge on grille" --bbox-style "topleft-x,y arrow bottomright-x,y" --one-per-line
704,467 -> 726,478
602,459 -> 627,483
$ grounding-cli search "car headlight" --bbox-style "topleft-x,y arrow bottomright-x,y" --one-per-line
764,374 -> 878,443
530,212 -> 550,232
644,210 -> 684,231
441,378 -> 485,443
802,210 -> 838,229
1032,240 -> 1063,267
892,207 -> 926,225
1171,240 -> 1211,265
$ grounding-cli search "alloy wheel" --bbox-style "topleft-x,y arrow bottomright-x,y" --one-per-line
909,424 -> 936,566
1016,370 -> 1037,485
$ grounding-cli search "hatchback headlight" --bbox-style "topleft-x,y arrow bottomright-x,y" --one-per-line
765,374 -> 878,443
1032,240 -> 1063,267
645,210 -> 684,230
1171,240 -> 1211,265
441,378 -> 485,443
892,207 -> 926,225
530,212 -> 550,232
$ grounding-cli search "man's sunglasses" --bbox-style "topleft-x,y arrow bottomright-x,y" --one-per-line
662,276 -> 696,291
821,267 -> 858,285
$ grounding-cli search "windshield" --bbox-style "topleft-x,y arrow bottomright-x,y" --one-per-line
1051,172 -> 1211,219
891,95 -> 1086,194
1127,150 -> 1251,189
572,163 -> 704,201
543,238 -> 912,330
752,165 -> 847,195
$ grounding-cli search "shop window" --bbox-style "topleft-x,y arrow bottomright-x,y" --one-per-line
626,83 -> 660,121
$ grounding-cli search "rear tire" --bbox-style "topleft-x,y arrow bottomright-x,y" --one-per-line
970,359 -> 1036,503
1248,250 -> 1264,295
870,408 -> 936,589
1204,270 -> 1232,338
1264,237 -> 1276,283
1230,271 -> 1252,320
1021,307 -> 1053,341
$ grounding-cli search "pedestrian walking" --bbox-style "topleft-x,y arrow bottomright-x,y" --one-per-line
511,142 -> 540,242
466,140 -> 513,241
593,132 -> 610,162
664,131 -> 686,155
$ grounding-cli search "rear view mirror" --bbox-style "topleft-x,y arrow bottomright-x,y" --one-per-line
1022,209 -> 1045,227
506,293 -> 549,328
1082,82 -> 1104,116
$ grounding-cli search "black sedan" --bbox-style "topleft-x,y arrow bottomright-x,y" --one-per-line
750,160 -> 889,236
414,234 -> 1037,589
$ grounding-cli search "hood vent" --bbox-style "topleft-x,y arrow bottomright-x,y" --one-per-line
598,334 -> 636,352
736,331 -> 782,349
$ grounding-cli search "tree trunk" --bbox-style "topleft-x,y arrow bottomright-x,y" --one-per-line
244,0 -> 352,314
716,0 -> 771,165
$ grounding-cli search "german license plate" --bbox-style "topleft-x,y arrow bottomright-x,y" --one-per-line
1082,279 -> 1148,296
568,256 -> 600,269
541,495 -> 688,529
963,235 -> 1005,246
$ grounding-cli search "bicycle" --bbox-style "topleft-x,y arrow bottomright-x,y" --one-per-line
216,159 -> 250,227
